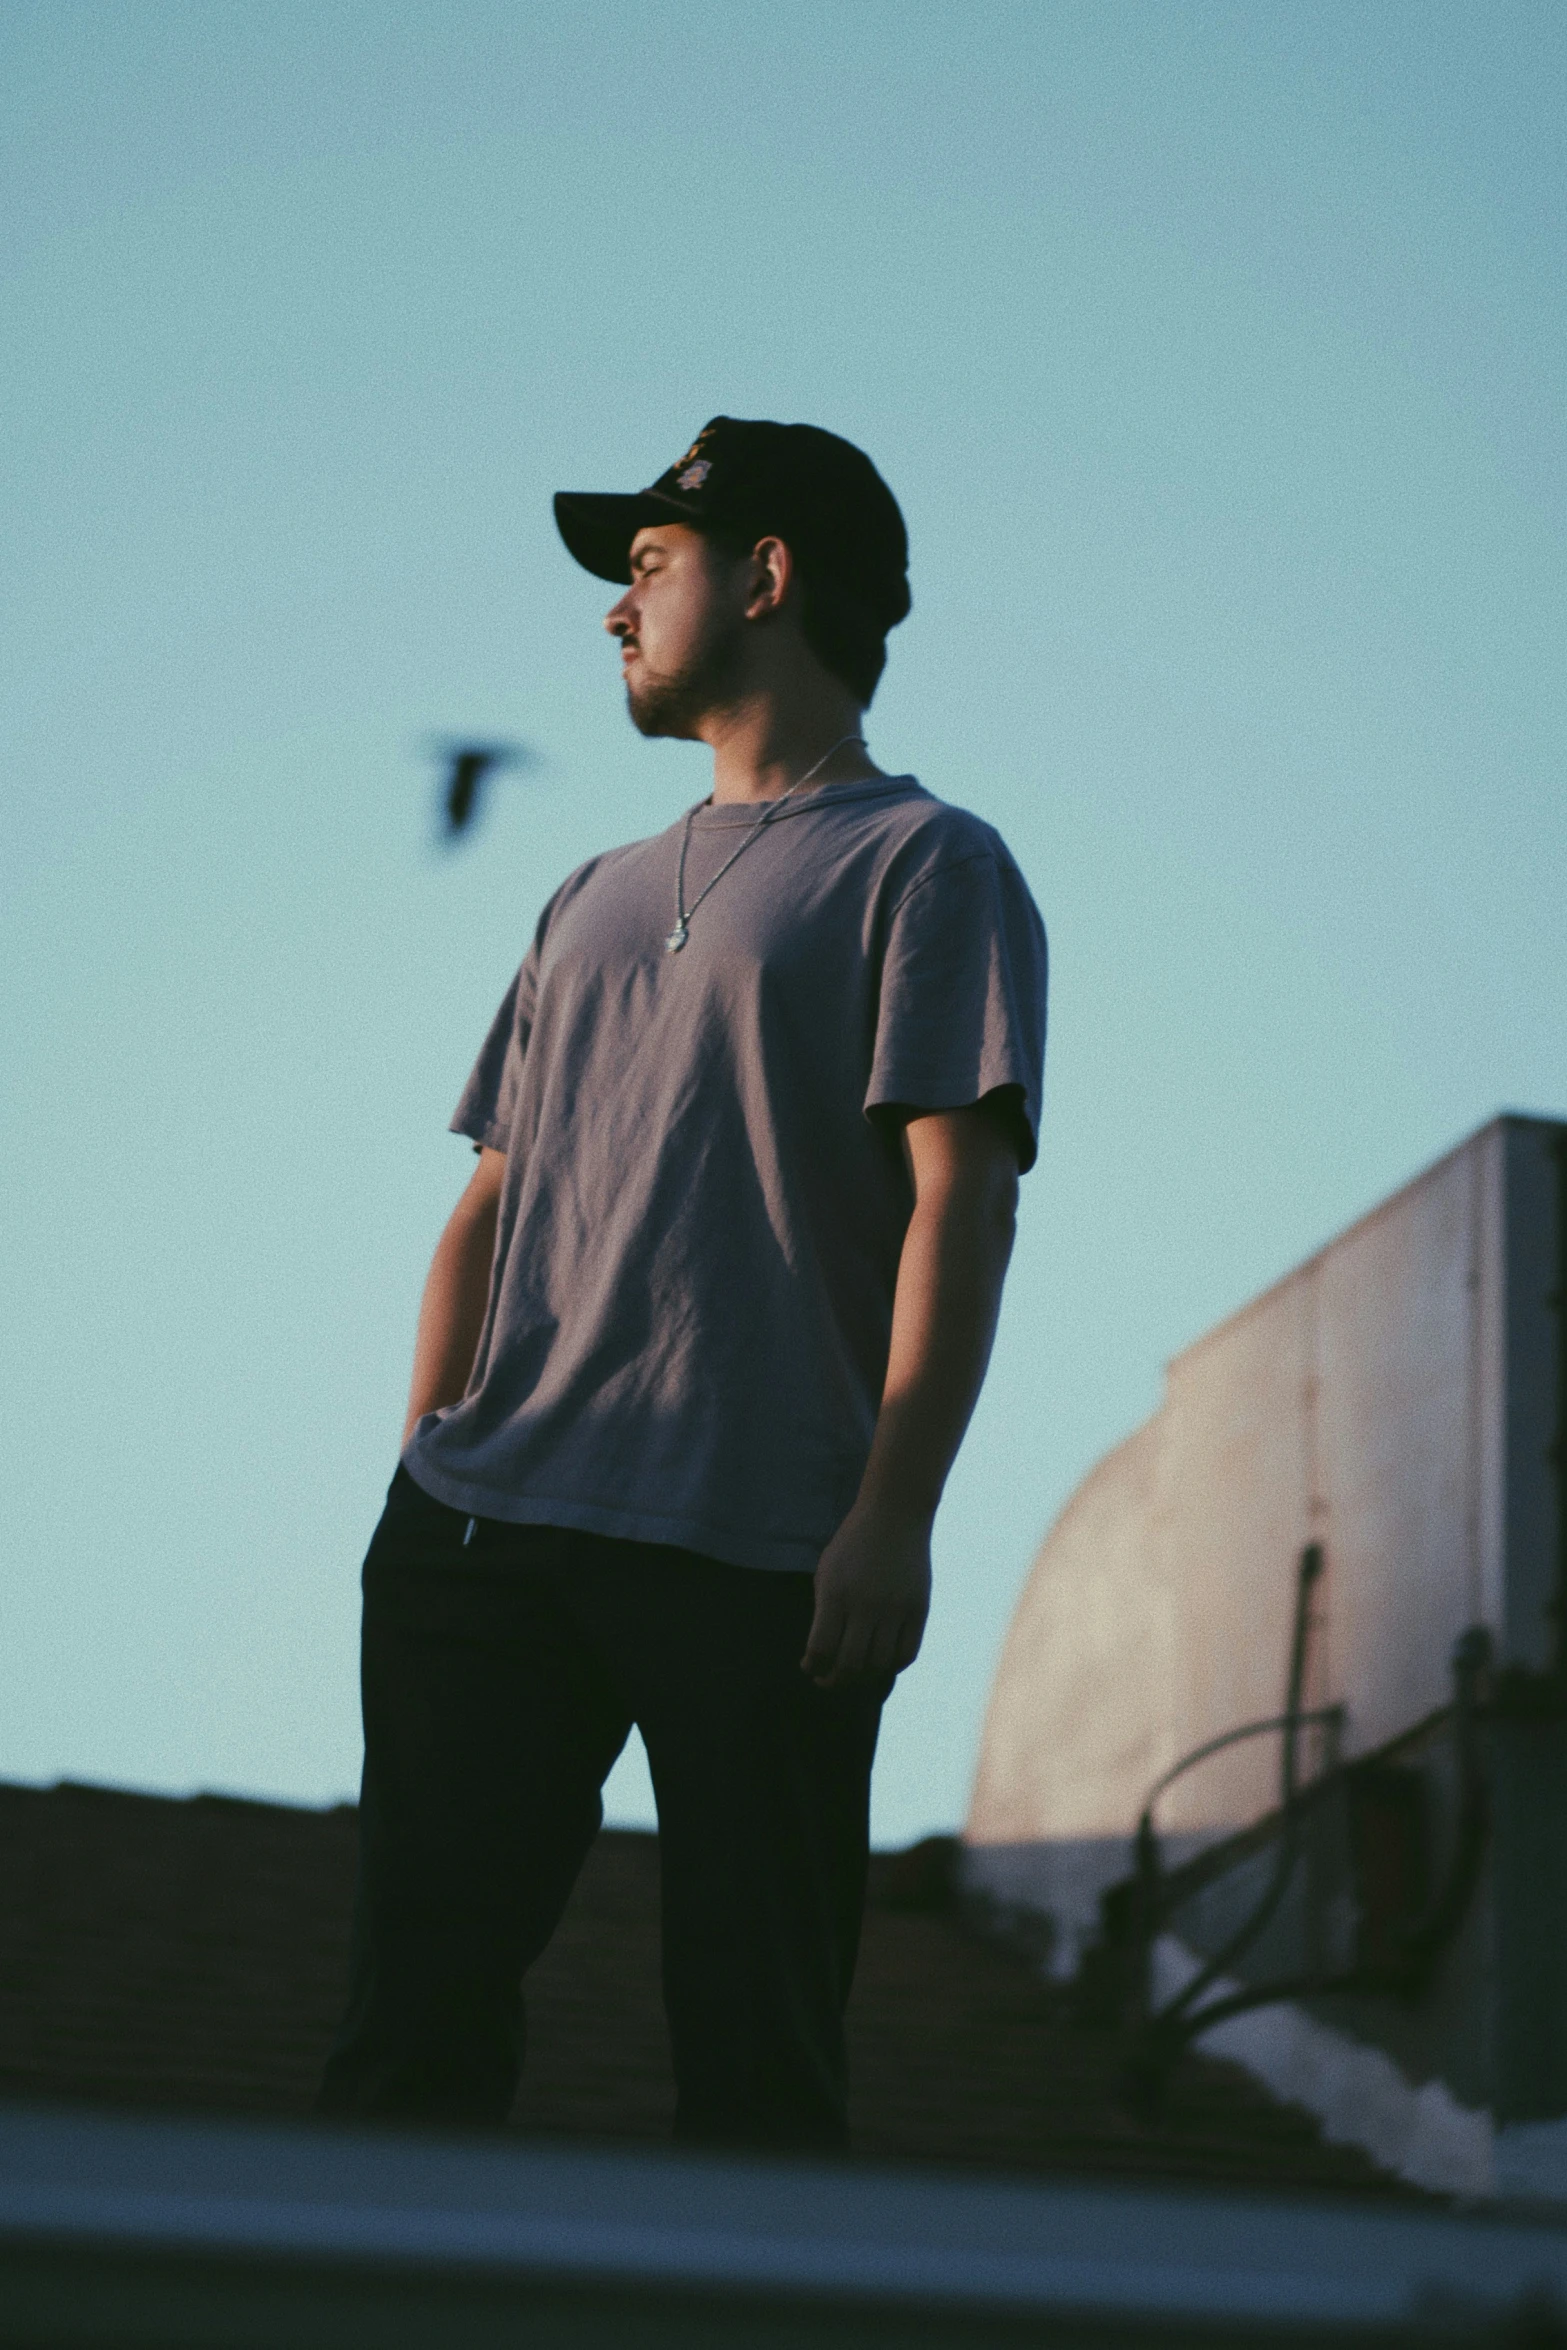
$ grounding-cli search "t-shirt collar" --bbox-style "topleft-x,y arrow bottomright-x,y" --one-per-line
689,774 -> 923,828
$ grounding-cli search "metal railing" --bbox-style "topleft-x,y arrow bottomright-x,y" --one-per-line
1076,1543 -> 1494,2106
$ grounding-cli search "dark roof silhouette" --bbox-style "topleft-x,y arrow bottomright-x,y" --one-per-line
0,1780 -> 1414,2197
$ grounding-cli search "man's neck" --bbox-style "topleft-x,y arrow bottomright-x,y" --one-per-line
702,692 -> 881,806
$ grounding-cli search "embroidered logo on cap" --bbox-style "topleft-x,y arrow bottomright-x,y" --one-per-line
676,459 -> 712,491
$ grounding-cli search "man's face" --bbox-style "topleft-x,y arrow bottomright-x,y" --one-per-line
604,524 -> 748,738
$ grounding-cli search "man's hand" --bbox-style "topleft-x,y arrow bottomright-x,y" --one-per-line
802,1500 -> 932,1690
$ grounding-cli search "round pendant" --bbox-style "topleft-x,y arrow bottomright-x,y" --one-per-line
664,924 -> 689,954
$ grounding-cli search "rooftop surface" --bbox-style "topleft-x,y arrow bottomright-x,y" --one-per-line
0,1778 -> 1412,2198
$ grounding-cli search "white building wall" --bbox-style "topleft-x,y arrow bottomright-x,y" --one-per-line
968,1121 -> 1506,1859
963,1115 -> 1567,2195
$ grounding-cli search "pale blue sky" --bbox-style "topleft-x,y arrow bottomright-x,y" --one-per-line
3,1 -> 1563,1844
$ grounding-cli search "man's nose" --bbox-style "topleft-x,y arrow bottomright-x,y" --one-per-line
605,594 -> 633,637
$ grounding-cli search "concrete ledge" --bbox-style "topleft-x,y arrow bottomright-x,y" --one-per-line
4,2100 -> 1567,2346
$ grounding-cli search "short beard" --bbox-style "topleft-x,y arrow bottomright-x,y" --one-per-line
625,614 -> 746,739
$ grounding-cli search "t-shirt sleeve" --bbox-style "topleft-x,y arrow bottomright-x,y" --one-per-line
865,850 -> 1048,1172
449,942 -> 540,1153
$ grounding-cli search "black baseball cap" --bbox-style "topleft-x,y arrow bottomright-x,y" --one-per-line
553,417 -> 911,632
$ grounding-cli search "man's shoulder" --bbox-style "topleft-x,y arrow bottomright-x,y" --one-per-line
535,827 -> 668,927
853,781 -> 1025,893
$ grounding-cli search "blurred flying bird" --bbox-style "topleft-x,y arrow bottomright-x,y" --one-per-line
430,739 -> 534,840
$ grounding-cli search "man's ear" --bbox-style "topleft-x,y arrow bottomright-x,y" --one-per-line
743,535 -> 794,622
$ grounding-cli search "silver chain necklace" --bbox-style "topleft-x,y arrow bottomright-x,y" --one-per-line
664,733 -> 866,954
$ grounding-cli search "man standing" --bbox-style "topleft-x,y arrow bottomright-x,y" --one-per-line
319,418 -> 1047,2150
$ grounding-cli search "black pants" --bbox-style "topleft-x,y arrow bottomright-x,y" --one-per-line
317,1467 -> 885,2149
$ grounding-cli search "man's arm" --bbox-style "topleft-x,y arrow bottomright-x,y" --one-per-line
801,1100 -> 1020,1690
400,1146 -> 507,1450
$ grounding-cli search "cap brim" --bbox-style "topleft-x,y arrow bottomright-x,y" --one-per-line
553,489 -> 693,585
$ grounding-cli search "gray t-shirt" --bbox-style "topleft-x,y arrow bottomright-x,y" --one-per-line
403,775 -> 1047,1573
